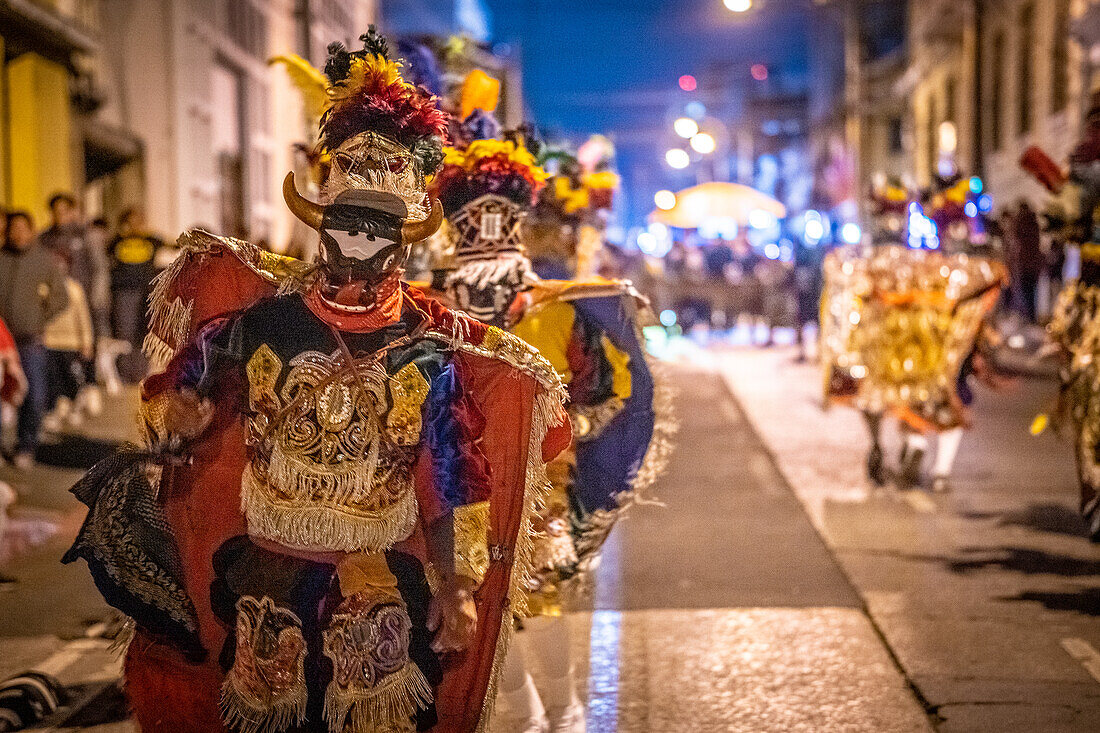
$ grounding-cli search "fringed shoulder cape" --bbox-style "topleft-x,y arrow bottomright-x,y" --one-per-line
65,230 -> 570,733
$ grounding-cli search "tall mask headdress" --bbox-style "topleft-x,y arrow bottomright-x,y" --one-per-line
431,134 -> 548,323
282,27 -> 448,286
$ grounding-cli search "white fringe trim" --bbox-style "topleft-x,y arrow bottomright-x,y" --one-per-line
241,468 -> 418,553
475,388 -> 561,733
445,255 -> 535,291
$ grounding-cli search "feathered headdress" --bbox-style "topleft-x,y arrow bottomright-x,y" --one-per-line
533,147 -> 619,220
320,27 -> 449,174
433,138 -> 549,215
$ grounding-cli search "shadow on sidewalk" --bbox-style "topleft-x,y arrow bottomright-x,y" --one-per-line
998,588 -> 1100,616
960,503 -> 1092,539
34,435 -> 123,471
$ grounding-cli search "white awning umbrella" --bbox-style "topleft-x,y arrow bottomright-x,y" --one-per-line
648,181 -> 787,229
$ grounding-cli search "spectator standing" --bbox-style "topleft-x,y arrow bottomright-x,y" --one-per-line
0,212 -> 68,468
41,194 -> 110,414
40,195 -> 109,320
793,240 -> 824,362
82,217 -> 113,343
108,207 -> 160,353
1010,200 -> 1045,322
42,264 -> 94,431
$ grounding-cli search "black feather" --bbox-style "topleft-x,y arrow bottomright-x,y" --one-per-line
324,42 -> 351,83
360,25 -> 390,59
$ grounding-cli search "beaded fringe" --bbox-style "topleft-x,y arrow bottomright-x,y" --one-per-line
242,468 -> 417,553
144,240 -> 196,361
323,662 -> 432,733
219,673 -> 307,733
475,388 -> 561,733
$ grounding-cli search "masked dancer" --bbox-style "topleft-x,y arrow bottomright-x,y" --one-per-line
64,30 -> 571,733
424,127 -> 672,733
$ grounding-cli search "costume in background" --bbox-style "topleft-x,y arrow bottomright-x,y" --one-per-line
65,31 -> 570,733
821,184 -> 1006,490
1021,99 -> 1100,540
426,128 -> 671,733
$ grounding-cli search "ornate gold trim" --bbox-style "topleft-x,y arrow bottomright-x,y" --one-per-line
453,501 -> 491,585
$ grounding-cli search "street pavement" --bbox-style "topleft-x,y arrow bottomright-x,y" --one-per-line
2,348 -> 1094,731
706,339 -> 1100,732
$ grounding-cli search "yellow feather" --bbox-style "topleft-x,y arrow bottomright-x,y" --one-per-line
268,54 -> 330,123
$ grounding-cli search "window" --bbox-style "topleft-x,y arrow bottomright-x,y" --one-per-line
211,63 -> 247,238
226,0 -> 269,60
926,96 -> 938,180
1052,0 -> 1070,112
945,76 -> 957,126
1018,3 -> 1034,135
889,117 -> 904,154
991,30 -> 1004,150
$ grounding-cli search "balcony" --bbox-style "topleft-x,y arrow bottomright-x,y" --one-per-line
0,0 -> 101,58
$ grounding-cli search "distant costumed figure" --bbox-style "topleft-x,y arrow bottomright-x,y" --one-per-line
422,122 -> 672,733
1020,95 -> 1100,541
822,178 -> 1007,492
526,136 -> 620,281
64,30 -> 572,733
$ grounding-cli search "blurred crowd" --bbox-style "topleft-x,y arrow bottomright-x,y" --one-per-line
0,195 -> 172,474
631,199 -> 1067,360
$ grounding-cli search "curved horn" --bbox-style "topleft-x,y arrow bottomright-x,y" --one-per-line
402,197 -> 444,244
282,171 -> 325,230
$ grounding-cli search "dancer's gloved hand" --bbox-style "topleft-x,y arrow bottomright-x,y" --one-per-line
145,388 -> 215,463
163,388 -> 214,439
427,575 -> 478,654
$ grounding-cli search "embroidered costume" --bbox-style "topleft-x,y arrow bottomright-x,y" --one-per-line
1022,99 -> 1100,541
430,133 -> 671,608
419,124 -> 670,733
822,177 -> 1006,489
65,31 -> 570,733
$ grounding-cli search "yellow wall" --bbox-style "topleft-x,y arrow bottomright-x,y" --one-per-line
4,52 -> 73,225
0,35 -> 6,206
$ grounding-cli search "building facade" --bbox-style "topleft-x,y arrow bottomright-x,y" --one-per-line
92,0 -> 377,248
903,0 -> 1091,208
1,0 -> 377,248
0,0 -> 103,225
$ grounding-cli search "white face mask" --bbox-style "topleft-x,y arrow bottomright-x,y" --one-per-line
324,228 -> 398,260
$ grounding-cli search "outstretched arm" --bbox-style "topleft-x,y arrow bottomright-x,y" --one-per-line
139,317 -> 237,453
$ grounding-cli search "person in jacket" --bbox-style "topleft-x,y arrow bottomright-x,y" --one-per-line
109,207 -> 161,352
0,211 -> 68,468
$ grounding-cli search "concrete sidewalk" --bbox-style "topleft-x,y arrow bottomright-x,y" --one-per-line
705,343 -> 1100,731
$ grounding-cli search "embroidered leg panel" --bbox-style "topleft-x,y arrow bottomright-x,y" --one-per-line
322,590 -> 433,733
220,596 -> 308,733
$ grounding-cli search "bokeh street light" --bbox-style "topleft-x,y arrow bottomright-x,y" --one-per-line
674,117 -> 699,138
724,0 -> 753,12
654,189 -> 677,210
665,148 -> 691,169
690,132 -> 716,154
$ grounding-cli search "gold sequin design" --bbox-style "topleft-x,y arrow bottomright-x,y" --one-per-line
243,349 -> 420,552
453,501 -> 491,584
386,363 -> 430,446
246,344 -> 283,409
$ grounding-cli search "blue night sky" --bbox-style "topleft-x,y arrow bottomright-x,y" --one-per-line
483,0 -> 819,226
